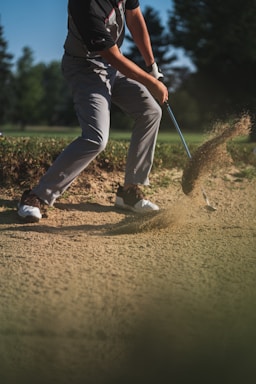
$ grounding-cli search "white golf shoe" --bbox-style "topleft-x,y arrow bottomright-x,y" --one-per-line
17,190 -> 43,223
115,184 -> 159,213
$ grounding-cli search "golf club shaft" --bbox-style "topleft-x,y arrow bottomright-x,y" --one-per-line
165,102 -> 192,159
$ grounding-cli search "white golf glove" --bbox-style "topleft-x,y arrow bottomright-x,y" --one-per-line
147,62 -> 164,81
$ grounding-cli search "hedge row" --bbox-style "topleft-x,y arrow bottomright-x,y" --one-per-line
0,137 -> 255,187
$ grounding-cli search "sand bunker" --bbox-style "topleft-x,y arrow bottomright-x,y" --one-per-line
107,115 -> 251,235
181,115 -> 251,195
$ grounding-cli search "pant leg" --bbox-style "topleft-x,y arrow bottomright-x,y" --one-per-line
111,72 -> 162,185
32,55 -> 115,205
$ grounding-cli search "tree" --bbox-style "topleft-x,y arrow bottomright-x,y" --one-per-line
41,61 -> 76,126
13,47 -> 45,130
0,22 -> 13,124
169,0 -> 256,138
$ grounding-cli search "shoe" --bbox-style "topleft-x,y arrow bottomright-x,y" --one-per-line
115,184 -> 159,213
17,190 -> 43,222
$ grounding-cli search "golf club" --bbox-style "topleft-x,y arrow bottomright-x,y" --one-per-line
165,101 -> 216,211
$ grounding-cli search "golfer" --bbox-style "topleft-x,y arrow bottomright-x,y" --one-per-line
18,0 -> 168,222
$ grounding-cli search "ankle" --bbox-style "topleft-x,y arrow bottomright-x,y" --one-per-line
123,184 -> 136,191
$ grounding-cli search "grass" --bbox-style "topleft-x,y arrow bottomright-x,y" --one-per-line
0,124 -> 250,144
0,125 -> 81,139
110,130 -> 206,144
231,166 -> 256,180
0,124 -> 213,143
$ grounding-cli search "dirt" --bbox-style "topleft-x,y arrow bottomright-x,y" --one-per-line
1,166 -> 256,384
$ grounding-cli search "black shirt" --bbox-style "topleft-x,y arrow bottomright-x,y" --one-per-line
67,0 -> 139,54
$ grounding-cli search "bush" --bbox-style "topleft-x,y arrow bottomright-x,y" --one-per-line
0,137 -> 68,187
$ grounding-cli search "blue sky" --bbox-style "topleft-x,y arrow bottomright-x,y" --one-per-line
1,0 -> 174,65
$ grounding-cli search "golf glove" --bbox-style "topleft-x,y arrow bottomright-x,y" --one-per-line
147,62 -> 164,81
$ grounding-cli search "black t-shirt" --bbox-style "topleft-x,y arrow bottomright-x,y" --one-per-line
68,0 -> 139,53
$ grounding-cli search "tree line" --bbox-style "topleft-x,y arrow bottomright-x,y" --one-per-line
0,42 -> 76,129
1,1 -> 255,140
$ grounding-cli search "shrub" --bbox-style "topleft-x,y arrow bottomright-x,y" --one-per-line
0,137 -> 255,187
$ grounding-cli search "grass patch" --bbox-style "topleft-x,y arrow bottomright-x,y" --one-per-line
0,125 -> 81,139
231,167 -> 256,180
0,125 -> 211,143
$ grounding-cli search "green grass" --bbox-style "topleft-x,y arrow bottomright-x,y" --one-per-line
1,125 -> 251,146
0,125 -> 81,139
111,130 -> 207,144
0,124 -> 221,144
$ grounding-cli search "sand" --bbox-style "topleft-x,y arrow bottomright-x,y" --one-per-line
1,164 -> 256,383
181,115 -> 251,194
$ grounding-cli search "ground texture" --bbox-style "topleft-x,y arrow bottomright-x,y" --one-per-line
0,167 -> 256,384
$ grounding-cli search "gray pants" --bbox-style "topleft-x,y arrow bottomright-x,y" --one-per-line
33,54 -> 162,205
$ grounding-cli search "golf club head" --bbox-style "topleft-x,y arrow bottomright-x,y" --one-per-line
205,204 -> 217,212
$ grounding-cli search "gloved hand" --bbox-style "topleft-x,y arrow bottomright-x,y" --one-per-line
147,62 -> 164,81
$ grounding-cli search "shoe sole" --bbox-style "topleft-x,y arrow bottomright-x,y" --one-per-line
115,202 -> 137,212
17,213 -> 40,223
115,196 -> 159,213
